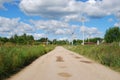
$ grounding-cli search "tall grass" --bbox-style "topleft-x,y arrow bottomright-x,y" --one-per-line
0,45 -> 55,79
65,43 -> 120,72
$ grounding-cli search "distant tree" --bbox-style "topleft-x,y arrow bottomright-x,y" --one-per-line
9,33 -> 34,45
0,37 -> 9,43
73,39 -> 82,45
14,34 -> 19,43
27,35 -> 34,45
52,39 -> 57,44
52,39 -> 69,45
37,38 -> 47,42
86,37 -> 103,43
104,27 -> 120,43
9,36 -> 15,43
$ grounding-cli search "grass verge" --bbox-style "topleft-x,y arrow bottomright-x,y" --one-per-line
0,45 -> 55,80
65,43 -> 120,72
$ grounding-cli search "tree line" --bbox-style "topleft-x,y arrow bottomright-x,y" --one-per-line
0,33 -> 34,45
0,27 -> 120,45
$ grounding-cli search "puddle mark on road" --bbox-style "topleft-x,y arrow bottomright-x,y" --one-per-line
60,66 -> 67,68
75,56 -> 81,59
56,56 -> 64,62
80,60 -> 92,64
58,72 -> 72,78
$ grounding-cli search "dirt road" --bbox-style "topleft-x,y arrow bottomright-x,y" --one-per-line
7,46 -> 120,80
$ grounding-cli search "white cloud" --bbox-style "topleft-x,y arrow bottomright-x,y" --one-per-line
55,29 -> 66,35
88,27 -> 101,35
32,33 -> 46,40
62,14 -> 89,22
0,16 -> 34,37
19,0 -> 120,19
115,11 -> 120,20
84,4 -> 107,18
0,16 -> 20,32
0,0 -> 12,9
31,20 -> 68,29
0,16 -> 79,39
87,0 -> 96,4
19,0 -> 74,18
114,22 -> 120,27
101,0 -> 120,18
80,26 -> 101,35
58,37 -> 68,41
55,29 -> 71,35
31,19 -> 76,35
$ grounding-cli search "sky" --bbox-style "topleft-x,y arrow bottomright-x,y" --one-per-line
0,0 -> 120,40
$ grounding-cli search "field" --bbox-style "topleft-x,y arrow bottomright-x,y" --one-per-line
0,44 -> 55,79
65,43 -> 120,72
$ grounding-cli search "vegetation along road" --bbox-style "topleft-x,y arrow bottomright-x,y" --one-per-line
7,46 -> 120,80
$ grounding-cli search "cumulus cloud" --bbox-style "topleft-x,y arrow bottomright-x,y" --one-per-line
19,0 -> 81,18
0,16 -> 34,37
32,33 -> 46,40
19,0 -> 120,19
115,11 -> 120,20
29,19 -> 78,39
58,37 -> 68,41
84,3 -> 107,18
55,29 -> 72,35
31,20 -> 68,29
87,0 -> 96,4
31,19 -> 76,35
0,16 -> 78,39
55,29 -> 66,35
114,22 -> 120,27
0,0 -> 12,9
80,26 -> 101,35
62,14 -> 89,22
19,0 -> 74,18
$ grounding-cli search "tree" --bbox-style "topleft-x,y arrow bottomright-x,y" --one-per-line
104,27 -> 120,43
27,35 -> 34,44
86,37 -> 103,43
9,34 -> 34,45
37,38 -> 47,42
73,39 -> 82,45
0,37 -> 9,43
52,39 -> 57,44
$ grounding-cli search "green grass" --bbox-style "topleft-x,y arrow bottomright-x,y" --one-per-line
65,43 -> 120,72
0,45 -> 55,80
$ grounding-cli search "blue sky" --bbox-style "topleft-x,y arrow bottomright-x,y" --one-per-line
0,0 -> 120,40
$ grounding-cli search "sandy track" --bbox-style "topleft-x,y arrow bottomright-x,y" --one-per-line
7,46 -> 120,80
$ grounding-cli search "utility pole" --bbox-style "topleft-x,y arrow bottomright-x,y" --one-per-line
71,26 -> 77,46
45,31 -> 49,45
81,16 -> 85,45
71,32 -> 74,46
